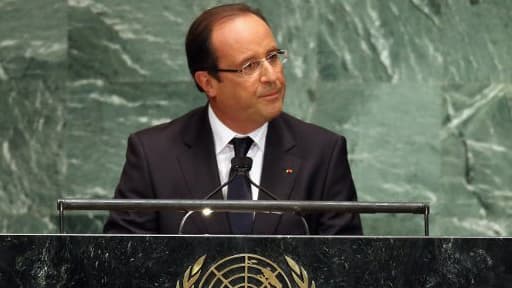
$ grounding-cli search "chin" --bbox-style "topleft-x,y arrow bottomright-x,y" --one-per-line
264,103 -> 283,121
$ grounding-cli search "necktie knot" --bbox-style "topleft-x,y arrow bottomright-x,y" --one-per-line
230,137 -> 253,158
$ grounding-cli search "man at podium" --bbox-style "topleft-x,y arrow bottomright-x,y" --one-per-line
104,3 -> 362,235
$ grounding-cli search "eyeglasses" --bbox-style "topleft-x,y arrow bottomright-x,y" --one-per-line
214,49 -> 288,77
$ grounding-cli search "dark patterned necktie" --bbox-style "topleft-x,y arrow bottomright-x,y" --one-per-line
227,137 -> 253,234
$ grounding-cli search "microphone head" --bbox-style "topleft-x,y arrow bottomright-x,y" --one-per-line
231,156 -> 252,174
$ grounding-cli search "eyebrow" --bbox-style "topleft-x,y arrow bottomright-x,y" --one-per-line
237,46 -> 279,66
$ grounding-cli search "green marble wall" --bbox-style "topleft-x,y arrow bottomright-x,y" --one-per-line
1,0 -> 511,235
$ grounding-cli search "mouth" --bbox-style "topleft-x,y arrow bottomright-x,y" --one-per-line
260,89 -> 281,99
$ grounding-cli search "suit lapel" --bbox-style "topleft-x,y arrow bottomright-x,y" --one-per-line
176,106 -> 231,234
253,115 -> 301,234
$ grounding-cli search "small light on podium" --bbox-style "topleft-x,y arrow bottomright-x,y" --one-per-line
202,208 -> 213,216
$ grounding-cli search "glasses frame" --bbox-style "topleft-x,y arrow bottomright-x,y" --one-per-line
213,49 -> 288,77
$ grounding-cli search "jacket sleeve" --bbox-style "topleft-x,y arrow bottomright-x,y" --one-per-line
318,135 -> 363,235
103,133 -> 159,234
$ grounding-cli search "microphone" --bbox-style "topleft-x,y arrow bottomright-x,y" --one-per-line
178,156 -> 310,234
203,156 -> 279,201
179,157 -> 253,233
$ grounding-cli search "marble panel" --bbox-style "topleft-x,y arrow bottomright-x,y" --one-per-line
67,0 -> 448,84
0,0 -> 66,80
68,0 -> 196,82
0,79 -> 66,233
441,83 -> 512,236
309,82 -> 440,235
0,0 -> 67,232
442,0 -> 512,81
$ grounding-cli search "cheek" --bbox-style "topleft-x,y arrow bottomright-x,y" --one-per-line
279,74 -> 286,87
240,83 -> 260,100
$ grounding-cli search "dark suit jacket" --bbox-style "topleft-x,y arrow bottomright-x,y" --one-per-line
104,106 -> 362,235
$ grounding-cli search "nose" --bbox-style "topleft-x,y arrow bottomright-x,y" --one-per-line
259,60 -> 279,83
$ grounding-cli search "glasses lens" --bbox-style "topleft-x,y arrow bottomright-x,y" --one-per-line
277,50 -> 288,64
241,50 -> 288,77
242,61 -> 261,76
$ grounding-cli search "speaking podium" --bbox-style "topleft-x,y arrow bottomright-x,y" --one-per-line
1,200 -> 511,287
1,235 -> 511,287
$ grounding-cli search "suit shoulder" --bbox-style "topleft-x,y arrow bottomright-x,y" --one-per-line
131,106 -> 203,141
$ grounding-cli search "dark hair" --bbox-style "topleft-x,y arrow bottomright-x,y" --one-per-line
185,3 -> 269,92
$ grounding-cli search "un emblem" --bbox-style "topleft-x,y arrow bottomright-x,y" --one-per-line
176,253 -> 316,288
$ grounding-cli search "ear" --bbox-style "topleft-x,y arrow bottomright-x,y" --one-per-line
194,71 -> 218,99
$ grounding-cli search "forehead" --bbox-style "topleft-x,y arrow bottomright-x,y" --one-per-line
210,14 -> 277,64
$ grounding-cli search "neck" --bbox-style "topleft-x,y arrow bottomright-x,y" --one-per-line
220,117 -> 262,135
210,106 -> 265,135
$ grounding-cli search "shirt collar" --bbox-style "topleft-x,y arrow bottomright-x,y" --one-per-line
208,104 -> 268,154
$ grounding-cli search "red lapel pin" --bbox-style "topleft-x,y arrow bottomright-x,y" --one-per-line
285,168 -> 294,174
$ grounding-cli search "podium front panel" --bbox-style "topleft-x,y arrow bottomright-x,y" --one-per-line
0,235 -> 510,287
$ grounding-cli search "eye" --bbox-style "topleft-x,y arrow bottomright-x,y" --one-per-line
242,60 -> 260,74
266,52 -> 279,64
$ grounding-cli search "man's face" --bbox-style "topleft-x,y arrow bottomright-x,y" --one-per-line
205,14 -> 286,134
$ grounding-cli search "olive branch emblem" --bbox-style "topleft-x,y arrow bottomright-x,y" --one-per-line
176,254 -> 315,288
285,256 -> 316,288
176,255 -> 205,288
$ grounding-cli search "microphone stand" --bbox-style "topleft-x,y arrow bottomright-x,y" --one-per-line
203,157 -> 279,201
178,157 -> 310,235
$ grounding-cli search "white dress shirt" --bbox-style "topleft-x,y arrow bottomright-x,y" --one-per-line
208,105 -> 267,200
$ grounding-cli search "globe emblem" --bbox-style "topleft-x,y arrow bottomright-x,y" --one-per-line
198,254 -> 292,288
